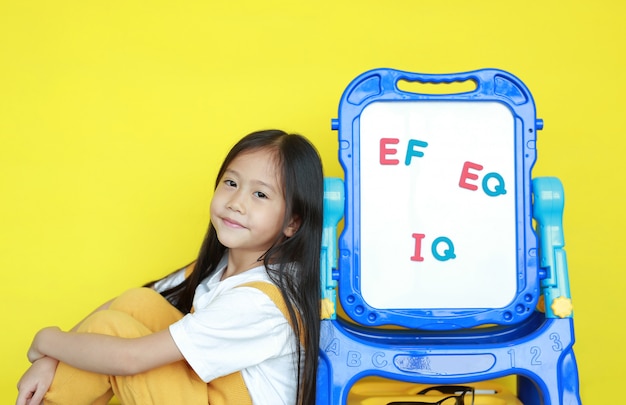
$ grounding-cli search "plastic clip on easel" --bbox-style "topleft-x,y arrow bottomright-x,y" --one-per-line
532,177 -> 573,318
321,177 -> 344,319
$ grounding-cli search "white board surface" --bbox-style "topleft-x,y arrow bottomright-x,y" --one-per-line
359,101 -> 517,309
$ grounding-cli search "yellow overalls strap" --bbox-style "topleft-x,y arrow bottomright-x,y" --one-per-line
184,262 -> 196,278
206,281 -> 301,405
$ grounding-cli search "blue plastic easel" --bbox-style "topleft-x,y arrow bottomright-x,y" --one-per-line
317,68 -> 581,404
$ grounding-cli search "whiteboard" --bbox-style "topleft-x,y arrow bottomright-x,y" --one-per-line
359,101 -> 517,309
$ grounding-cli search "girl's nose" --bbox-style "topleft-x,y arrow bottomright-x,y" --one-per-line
227,192 -> 246,214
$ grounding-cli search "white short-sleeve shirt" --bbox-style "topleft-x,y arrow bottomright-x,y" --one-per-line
154,256 -> 299,405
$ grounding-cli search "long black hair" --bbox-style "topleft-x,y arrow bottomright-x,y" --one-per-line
155,129 -> 323,405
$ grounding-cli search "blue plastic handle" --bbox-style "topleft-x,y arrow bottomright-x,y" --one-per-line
532,177 -> 572,318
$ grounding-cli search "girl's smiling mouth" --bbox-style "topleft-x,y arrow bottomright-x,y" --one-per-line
222,217 -> 246,229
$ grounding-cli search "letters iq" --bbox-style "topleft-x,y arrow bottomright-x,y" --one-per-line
378,137 -> 508,263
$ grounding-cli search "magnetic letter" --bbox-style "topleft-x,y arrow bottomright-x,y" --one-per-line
482,172 -> 507,197
411,233 -> 426,262
431,236 -> 456,261
405,139 -> 428,165
459,161 -> 483,191
380,138 -> 400,165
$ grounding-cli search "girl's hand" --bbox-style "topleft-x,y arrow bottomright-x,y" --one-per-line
15,356 -> 59,405
27,327 -> 61,364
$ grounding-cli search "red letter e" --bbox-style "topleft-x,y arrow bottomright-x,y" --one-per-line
459,161 -> 483,191
380,138 -> 400,165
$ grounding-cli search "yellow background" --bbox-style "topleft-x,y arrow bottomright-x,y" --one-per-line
1,1 -> 623,403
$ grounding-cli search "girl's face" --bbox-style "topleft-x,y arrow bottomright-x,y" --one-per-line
210,148 -> 298,264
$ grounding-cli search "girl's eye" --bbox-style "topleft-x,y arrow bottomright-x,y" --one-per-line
224,179 -> 237,187
254,191 -> 268,199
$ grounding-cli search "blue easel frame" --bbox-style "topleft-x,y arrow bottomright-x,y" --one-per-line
331,68 -> 544,330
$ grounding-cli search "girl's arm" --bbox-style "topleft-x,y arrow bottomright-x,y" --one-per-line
16,298 -> 116,405
28,326 -> 184,376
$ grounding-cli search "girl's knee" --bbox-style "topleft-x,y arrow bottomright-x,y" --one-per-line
111,287 -> 164,311
77,310 -> 149,338
109,287 -> 184,331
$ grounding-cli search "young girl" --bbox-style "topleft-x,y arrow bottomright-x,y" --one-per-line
16,129 -> 324,405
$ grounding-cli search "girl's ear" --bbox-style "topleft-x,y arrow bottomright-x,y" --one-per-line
283,215 -> 301,238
